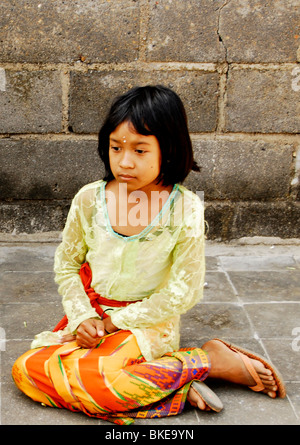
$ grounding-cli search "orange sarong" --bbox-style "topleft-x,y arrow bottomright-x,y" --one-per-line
12,332 -> 210,424
12,264 -> 210,425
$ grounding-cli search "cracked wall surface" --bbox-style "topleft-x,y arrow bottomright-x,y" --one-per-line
0,0 -> 299,240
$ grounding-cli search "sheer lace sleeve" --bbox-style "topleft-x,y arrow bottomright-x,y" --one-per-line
54,188 -> 100,333
111,194 -> 205,331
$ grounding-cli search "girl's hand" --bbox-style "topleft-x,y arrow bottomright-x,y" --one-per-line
103,316 -> 118,335
59,333 -> 77,344
59,317 -> 118,347
75,318 -> 106,348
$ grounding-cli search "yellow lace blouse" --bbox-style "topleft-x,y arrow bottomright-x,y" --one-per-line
31,180 -> 205,361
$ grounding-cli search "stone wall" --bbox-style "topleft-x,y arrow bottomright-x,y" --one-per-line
0,0 -> 299,240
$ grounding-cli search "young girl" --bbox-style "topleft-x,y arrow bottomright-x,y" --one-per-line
12,86 -> 285,425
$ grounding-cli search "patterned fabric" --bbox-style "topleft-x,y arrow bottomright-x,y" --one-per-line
12,331 -> 210,425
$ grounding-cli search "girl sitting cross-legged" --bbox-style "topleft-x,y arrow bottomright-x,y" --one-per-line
12,85 -> 286,425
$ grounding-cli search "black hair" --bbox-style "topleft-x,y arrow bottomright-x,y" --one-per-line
98,85 -> 200,186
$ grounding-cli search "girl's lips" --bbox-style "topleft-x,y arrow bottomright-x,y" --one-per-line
118,174 -> 135,180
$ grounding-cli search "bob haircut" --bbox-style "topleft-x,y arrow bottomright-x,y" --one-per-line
98,85 -> 199,186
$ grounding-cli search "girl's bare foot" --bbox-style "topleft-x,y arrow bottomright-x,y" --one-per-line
201,339 -> 278,398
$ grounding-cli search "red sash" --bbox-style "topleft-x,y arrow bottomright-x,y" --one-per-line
53,262 -> 140,332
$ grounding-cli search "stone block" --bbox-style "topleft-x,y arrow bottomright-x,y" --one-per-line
0,0 -> 139,63
146,0 -> 225,62
185,139 -> 293,200
226,68 -> 300,133
293,146 -> 300,201
203,201 -> 235,240
231,201 -> 300,239
69,70 -> 219,133
219,0 -> 300,63
0,69 -> 62,133
0,139 -> 104,199
203,200 -> 300,241
0,201 -> 70,234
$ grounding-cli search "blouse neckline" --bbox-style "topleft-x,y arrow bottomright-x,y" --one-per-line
99,181 -> 179,241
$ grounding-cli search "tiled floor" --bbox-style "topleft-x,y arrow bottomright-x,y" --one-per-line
1,239 -> 299,425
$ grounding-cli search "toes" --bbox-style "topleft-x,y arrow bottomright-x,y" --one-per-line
258,374 -> 277,388
261,388 -> 276,398
259,375 -> 276,385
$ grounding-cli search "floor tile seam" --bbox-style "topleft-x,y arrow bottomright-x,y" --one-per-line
219,265 -> 275,360
187,407 -> 201,424
218,252 -> 298,257
250,335 -> 300,420
217,266 -> 243,304
242,301 -> 300,304
217,253 -> 300,271
221,269 -> 300,272
286,394 -> 300,421
4,339 -> 34,343
256,335 -> 300,339
198,300 -> 300,304
242,301 -> 300,358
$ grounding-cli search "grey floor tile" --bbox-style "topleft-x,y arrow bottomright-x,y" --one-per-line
1,340 -> 32,383
193,381 -> 298,425
228,270 -> 300,302
286,383 -> 300,421
0,271 -> 59,303
205,256 -> 219,271
180,303 -> 253,348
1,241 -> 299,426
219,255 -> 297,271
2,302 -> 64,340
0,244 -> 57,272
203,271 -> 238,302
262,338 -> 300,382
244,303 -> 300,338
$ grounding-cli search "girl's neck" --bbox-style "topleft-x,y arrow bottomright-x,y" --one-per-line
108,180 -> 173,199
105,180 -> 174,237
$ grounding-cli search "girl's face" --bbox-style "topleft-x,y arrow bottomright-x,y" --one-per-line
109,121 -> 163,193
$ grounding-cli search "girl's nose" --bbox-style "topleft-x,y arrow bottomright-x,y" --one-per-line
119,151 -> 134,168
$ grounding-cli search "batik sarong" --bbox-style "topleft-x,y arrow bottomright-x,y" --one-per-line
12,330 -> 210,425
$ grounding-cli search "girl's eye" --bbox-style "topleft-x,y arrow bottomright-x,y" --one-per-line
135,149 -> 146,154
111,146 -> 120,152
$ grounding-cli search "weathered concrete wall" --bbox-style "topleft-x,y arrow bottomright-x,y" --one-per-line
0,0 -> 299,240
